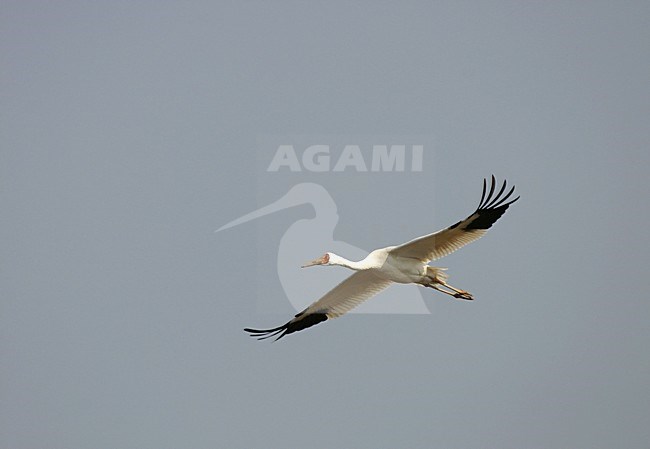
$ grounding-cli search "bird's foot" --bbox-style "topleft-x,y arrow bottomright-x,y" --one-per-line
453,290 -> 474,300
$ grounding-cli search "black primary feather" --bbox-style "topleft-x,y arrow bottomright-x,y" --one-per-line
244,311 -> 328,341
462,175 -> 519,231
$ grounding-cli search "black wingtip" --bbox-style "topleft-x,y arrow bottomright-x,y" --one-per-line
244,313 -> 329,341
465,177 -> 519,231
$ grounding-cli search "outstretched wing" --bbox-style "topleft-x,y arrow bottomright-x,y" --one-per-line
391,176 -> 519,263
244,270 -> 392,341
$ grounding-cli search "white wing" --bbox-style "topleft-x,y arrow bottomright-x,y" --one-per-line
391,176 -> 519,262
244,270 -> 391,340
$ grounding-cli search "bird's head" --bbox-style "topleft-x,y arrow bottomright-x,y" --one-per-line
301,252 -> 332,268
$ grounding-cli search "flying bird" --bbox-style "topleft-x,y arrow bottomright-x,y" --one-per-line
245,176 -> 519,340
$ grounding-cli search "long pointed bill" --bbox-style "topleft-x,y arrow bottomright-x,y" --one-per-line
301,259 -> 320,268
301,254 -> 328,268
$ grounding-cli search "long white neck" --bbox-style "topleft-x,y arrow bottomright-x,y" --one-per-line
328,253 -> 368,271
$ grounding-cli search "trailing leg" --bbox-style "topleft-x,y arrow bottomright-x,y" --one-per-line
424,266 -> 474,301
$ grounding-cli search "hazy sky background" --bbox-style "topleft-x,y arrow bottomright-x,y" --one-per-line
2,2 -> 649,448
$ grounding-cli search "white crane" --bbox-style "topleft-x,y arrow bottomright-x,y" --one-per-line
245,176 -> 519,340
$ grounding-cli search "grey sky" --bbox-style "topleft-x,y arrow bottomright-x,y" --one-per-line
2,2 -> 649,448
